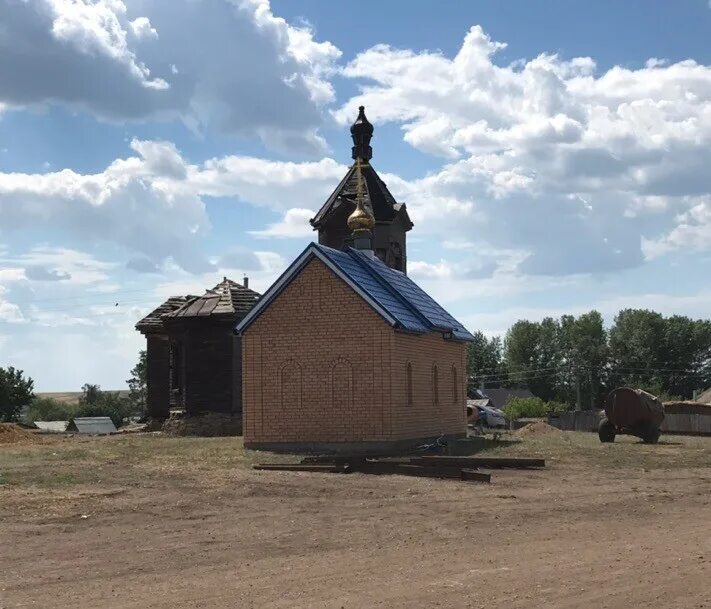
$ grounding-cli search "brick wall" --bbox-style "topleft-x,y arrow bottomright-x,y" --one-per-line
243,258 -> 391,444
242,257 -> 467,445
390,332 -> 468,439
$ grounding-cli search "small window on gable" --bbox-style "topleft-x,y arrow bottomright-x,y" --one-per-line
406,362 -> 413,406
452,365 -> 458,403
432,364 -> 439,406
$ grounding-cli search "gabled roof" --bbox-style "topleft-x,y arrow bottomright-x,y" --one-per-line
166,278 -> 260,319
135,296 -> 192,333
236,243 -> 474,341
310,162 -> 412,230
696,387 -> 711,404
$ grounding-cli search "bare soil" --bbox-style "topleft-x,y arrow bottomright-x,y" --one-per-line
1,432 -> 710,609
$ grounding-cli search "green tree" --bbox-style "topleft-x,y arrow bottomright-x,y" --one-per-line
75,383 -> 129,428
25,396 -> 76,424
504,318 -> 561,401
466,332 -> 504,393
0,366 -> 35,422
559,311 -> 608,408
608,309 -> 665,390
607,309 -> 711,398
127,350 -> 147,418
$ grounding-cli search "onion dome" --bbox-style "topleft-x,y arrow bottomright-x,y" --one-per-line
350,105 -> 373,161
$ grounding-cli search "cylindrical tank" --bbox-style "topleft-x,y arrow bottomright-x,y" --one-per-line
600,387 -> 665,443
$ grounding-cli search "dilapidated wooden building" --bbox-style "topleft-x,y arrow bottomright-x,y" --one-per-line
136,278 -> 259,420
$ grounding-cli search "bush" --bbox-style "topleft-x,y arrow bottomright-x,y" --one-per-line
25,397 -> 77,424
72,384 -> 131,428
0,366 -> 34,422
503,397 -> 571,420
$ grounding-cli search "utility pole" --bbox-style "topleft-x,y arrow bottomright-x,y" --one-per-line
589,369 -> 595,410
575,372 -> 582,411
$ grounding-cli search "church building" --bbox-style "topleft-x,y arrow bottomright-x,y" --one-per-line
237,122 -> 474,451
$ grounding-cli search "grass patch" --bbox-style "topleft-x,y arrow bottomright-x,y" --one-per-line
475,430 -> 711,470
2,431 -> 709,492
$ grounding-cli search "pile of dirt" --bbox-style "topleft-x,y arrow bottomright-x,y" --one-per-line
162,412 -> 242,437
0,423 -> 40,445
515,421 -> 563,437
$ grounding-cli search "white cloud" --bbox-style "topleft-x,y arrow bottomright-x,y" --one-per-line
250,208 -> 316,238
0,0 -> 341,152
0,285 -> 23,323
334,25 -> 711,275
642,196 -> 711,259
0,139 -> 348,273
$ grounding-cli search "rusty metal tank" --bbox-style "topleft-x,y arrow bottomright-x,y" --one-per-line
600,387 -> 665,443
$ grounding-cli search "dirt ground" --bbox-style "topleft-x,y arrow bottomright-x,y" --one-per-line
1,430 -> 710,609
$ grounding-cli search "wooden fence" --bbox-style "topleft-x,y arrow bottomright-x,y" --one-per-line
661,413 -> 711,435
547,411 -> 711,435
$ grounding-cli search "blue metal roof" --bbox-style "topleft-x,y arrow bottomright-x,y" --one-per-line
236,243 -> 474,341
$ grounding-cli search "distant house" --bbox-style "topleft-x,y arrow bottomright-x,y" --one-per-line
695,388 -> 711,404
480,388 -> 535,411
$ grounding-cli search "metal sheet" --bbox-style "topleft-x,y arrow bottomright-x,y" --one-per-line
69,417 -> 117,434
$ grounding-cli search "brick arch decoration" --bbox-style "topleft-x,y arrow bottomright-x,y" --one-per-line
406,362 -> 414,406
432,363 -> 440,407
279,359 -> 302,410
330,356 -> 353,410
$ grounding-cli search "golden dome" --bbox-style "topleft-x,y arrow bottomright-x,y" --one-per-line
347,199 -> 375,232
347,157 -> 375,233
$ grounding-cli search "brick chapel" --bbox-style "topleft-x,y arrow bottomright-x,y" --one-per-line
237,107 -> 474,452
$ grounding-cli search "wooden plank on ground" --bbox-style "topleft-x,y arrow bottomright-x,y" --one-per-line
355,462 -> 462,480
253,463 -> 348,473
301,455 -> 371,464
410,455 -> 545,469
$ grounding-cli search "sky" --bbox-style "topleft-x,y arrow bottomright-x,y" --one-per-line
2,1 -> 711,390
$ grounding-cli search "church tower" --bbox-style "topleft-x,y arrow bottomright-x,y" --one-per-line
310,106 -> 413,273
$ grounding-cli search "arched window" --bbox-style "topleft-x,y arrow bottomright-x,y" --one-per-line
432,364 -> 439,406
406,362 -> 413,406
452,365 -> 458,403
279,360 -> 302,410
331,357 -> 353,410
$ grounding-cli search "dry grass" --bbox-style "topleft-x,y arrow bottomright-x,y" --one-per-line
2,430 -> 709,493
478,428 -> 711,470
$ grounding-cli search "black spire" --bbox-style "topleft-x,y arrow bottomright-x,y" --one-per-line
350,105 -> 373,161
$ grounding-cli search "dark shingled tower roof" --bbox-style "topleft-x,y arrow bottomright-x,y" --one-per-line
310,106 -> 412,231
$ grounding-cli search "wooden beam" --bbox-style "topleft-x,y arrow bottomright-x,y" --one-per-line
410,456 -> 545,469
253,463 -> 348,473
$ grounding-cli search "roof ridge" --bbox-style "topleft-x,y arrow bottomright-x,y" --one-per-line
345,248 -> 434,332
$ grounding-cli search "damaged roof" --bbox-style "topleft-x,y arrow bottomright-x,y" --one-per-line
135,296 -> 192,333
166,278 -> 260,319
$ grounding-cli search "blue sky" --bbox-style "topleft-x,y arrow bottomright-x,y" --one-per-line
1,0 -> 711,390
